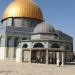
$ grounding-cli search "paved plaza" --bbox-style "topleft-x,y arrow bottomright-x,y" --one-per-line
0,59 -> 74,75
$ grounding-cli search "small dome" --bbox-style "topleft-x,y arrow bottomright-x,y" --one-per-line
3,0 -> 43,20
33,22 -> 55,34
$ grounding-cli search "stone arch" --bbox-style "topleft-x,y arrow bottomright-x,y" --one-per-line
21,42 -> 30,48
33,43 -> 44,48
51,43 -> 60,48
22,43 -> 28,48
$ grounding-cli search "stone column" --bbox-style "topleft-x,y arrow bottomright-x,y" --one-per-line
57,52 -> 60,66
46,49 -> 48,64
62,52 -> 64,66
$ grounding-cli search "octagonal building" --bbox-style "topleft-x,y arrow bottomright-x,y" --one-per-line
0,0 -> 73,66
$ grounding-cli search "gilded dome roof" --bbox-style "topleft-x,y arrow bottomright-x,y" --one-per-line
33,22 -> 55,34
3,0 -> 43,20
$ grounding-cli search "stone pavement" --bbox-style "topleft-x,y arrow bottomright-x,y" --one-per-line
0,59 -> 74,75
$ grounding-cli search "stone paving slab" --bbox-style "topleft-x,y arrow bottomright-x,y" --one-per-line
0,60 -> 74,75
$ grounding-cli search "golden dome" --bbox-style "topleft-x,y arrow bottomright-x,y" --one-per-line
3,0 -> 43,20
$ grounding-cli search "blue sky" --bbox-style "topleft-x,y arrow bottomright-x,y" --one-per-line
0,0 -> 75,50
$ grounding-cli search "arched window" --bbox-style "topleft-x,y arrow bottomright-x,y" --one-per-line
33,43 -> 44,48
51,43 -> 60,48
22,44 -> 28,48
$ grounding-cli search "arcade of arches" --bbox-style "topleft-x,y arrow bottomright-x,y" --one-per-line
21,43 -> 72,65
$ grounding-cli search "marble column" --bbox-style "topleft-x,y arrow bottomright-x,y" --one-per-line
62,52 -> 64,66
57,52 -> 60,66
46,49 -> 48,64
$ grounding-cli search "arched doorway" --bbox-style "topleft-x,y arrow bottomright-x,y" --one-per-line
49,43 -> 60,64
32,43 -> 46,64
